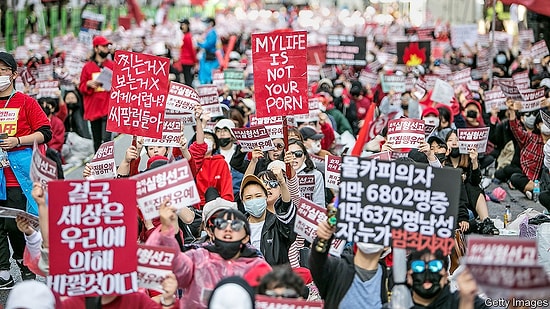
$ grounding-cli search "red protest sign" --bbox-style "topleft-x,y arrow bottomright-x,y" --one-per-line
252,30 -> 308,117
48,179 -> 138,296
107,51 -> 169,139
132,159 -> 200,220
256,295 -> 324,309
137,245 -> 178,292
87,141 -> 116,180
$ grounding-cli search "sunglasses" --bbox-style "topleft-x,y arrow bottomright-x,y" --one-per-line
522,111 -> 536,117
290,150 -> 304,158
274,143 -> 285,150
411,260 -> 444,273
213,218 -> 246,232
263,179 -> 280,188
264,289 -> 299,299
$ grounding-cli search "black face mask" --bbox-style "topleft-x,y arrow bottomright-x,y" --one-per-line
466,110 -> 478,119
218,137 -> 232,148
402,104 -> 409,110
411,271 -> 444,299
98,51 -> 110,59
67,103 -> 79,110
450,147 -> 460,158
214,237 -> 244,260
41,105 -> 52,116
435,153 -> 446,163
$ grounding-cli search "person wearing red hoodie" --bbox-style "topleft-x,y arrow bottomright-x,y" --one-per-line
178,19 -> 197,86
78,36 -> 114,152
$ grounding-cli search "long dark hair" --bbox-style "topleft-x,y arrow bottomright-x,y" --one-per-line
444,129 -> 470,170
287,139 -> 315,173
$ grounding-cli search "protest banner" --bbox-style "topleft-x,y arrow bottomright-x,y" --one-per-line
78,10 -> 104,45
498,79 -> 522,101
413,78 -> 427,99
298,175 -> 316,203
196,84 -> 223,118
325,155 -> 341,190
450,24 -> 479,49
359,70 -> 379,88
212,69 -> 225,90
434,64 -> 452,79
519,87 -> 545,112
132,159 -> 199,220
107,51 -> 169,139
142,113 -> 184,147
224,68 -> 245,91
386,119 -> 425,150
424,124 -> 436,138
484,89 -> 507,111
380,74 -> 406,93
256,295 -> 323,309
137,245 -> 178,293
0,207 -> 39,230
468,80 -> 480,92
463,236 -> 550,301
165,82 -> 199,113
336,157 -> 461,255
180,113 -> 196,126
423,75 -> 438,91
326,35 -> 367,66
29,141 -> 58,189
396,41 -> 431,66
37,64 -> 54,81
541,109 -> 550,129
530,40 -> 549,61
230,126 -> 275,152
457,127 -> 490,154
431,79 -> 454,105
86,141 -> 116,180
47,179 -> 138,296
252,30 -> 308,117
307,65 -> 321,82
249,115 -> 283,139
449,68 -> 471,86
294,198 -> 328,243
405,27 -> 435,40
35,80 -> 60,98
367,60 -> 382,73
513,71 -> 530,90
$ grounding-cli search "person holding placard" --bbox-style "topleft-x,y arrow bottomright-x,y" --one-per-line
214,118 -> 243,198
288,140 -> 325,207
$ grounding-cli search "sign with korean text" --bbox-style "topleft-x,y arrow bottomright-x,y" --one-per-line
380,74 -> 406,93
431,79 -> 454,105
498,79 -> 522,101
463,236 -> 550,300
519,87 -> 545,112
180,113 -> 196,126
0,109 -> 19,136
530,40 -> 549,61
143,113 -> 183,147
35,80 -> 60,99
457,127 -> 490,154
386,119 -> 425,150
132,159 -> 199,220
513,71 -> 530,90
541,109 -> 550,129
325,155 -> 341,190
450,68 -> 471,86
359,70 -> 379,88
326,35 -> 367,66
137,245 -> 178,292
107,51 -> 169,139
249,115 -> 283,139
450,24 -> 479,49
230,126 -> 275,152
256,295 -> 323,309
86,141 -> 116,180
424,124 -> 436,138
212,69 -> 225,90
294,198 -> 328,243
30,142 -> 58,188
196,85 -> 223,118
0,207 -> 39,230
47,179 -> 138,296
293,98 -> 321,123
298,175 -> 315,203
336,157 -> 460,255
484,89 -> 507,111
165,82 -> 199,113
252,30 -> 308,117
224,69 -> 245,91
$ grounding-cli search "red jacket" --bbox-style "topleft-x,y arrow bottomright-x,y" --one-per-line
78,59 -> 114,121
180,32 -> 197,66
48,115 -> 65,153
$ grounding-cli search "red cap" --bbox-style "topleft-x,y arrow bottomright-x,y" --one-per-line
146,155 -> 168,170
243,263 -> 272,287
422,107 -> 439,118
92,36 -> 111,47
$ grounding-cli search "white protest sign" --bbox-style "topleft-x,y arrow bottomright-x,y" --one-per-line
249,115 -> 283,139
230,126 -> 275,152
530,40 -> 549,61
0,207 -> 39,230
519,87 -> 545,112
143,113 -> 184,147
294,198 -> 328,243
166,82 -> 200,113
137,245 -> 178,293
484,89 -> 507,111
380,74 -> 406,93
324,155 -> 341,190
450,24 -> 479,49
298,175 -> 316,203
196,85 -> 223,118
86,141 -> 116,180
457,127 -> 490,154
431,79 -> 454,105
29,142 -> 58,188
386,119 -> 425,149
450,68 -> 471,86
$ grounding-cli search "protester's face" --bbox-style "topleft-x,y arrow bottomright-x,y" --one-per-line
64,92 -> 78,104
261,175 -> 281,205
212,213 -> 248,242
288,144 -> 305,170
242,183 -> 267,202
407,253 -> 448,299
446,132 -> 458,149
430,141 -> 446,154
215,127 -> 232,139
147,146 -> 168,157
464,104 -> 480,126
264,286 -> 300,299
268,138 -> 284,160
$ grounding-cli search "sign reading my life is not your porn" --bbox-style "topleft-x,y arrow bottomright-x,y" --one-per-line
252,30 -> 308,118
336,157 -> 461,256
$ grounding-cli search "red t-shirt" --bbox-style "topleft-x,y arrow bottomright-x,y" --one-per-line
78,59 -> 114,121
60,292 -> 177,309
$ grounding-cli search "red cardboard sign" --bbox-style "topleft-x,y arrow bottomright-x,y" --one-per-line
252,30 -> 308,117
47,179 -> 138,296
107,51 -> 169,139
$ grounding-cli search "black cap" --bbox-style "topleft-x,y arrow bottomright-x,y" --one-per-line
299,126 -> 324,141
0,52 -> 16,72
407,149 -> 429,164
205,187 -> 221,203
202,17 -> 215,26
427,135 -> 446,148
178,18 -> 190,25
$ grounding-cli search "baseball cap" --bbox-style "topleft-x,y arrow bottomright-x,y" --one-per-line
0,52 -> 17,72
92,36 -> 111,47
240,174 -> 268,199
299,126 -> 324,141
202,197 -> 237,224
422,107 -> 439,118
215,118 -> 236,130
146,155 -> 168,170
178,18 -> 190,25
427,135 -> 446,147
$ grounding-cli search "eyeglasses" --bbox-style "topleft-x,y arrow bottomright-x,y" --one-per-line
264,289 -> 299,298
290,150 -> 304,158
263,179 -> 279,188
410,259 -> 444,273
274,143 -> 285,150
0,67 -> 12,74
213,218 -> 246,232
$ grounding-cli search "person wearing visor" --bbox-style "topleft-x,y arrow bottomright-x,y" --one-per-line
146,202 -> 270,308
407,249 -> 488,309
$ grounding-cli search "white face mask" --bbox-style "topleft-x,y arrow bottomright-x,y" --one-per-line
356,243 -> 384,254
205,139 -> 214,153
333,88 -> 344,98
542,124 -> 550,135
0,76 -> 11,92
524,115 -> 537,129
423,116 -> 440,127
308,140 -> 321,154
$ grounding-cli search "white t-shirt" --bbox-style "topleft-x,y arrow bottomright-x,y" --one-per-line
249,221 -> 264,251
